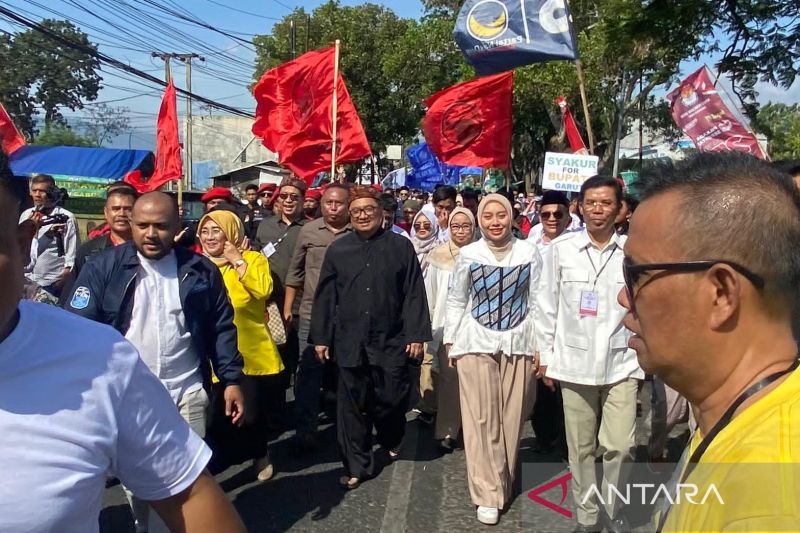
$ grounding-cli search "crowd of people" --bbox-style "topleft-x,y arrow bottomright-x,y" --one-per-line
1,151 -> 799,532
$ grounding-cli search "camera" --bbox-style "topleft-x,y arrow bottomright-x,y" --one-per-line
44,185 -> 69,207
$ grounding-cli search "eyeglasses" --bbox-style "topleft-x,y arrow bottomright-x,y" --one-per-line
622,258 -> 765,311
414,223 -> 432,231
199,227 -> 225,238
582,200 -> 616,210
349,206 -> 378,218
540,210 -> 565,220
449,223 -> 473,233
279,192 -> 300,201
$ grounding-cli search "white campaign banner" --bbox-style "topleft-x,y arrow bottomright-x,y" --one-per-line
541,152 -> 600,192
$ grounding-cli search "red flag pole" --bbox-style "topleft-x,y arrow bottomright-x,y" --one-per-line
331,39 -> 340,182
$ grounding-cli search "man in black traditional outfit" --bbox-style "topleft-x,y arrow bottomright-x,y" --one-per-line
310,185 -> 432,490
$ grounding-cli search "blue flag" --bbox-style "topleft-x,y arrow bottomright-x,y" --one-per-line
406,143 -> 480,192
454,0 -> 578,76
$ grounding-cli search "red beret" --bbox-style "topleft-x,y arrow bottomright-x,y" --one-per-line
306,189 -> 322,201
258,183 -> 277,195
200,187 -> 233,203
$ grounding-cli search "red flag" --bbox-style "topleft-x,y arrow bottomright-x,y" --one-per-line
422,72 -> 513,168
667,66 -> 767,159
125,81 -> 183,193
556,96 -> 588,155
0,102 -> 25,155
252,46 -> 372,182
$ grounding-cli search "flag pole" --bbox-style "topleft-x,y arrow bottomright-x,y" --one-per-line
705,65 -> 770,161
331,40 -> 340,182
574,59 -> 596,155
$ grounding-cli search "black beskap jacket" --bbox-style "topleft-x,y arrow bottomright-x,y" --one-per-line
65,242 -> 243,390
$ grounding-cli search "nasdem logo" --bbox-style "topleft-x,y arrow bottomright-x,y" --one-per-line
466,0 -> 509,42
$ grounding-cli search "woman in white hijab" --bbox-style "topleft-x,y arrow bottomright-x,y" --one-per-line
443,194 -> 542,526
410,204 -> 440,271
424,207 -> 476,452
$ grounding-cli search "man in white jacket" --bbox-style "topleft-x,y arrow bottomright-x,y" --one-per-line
535,176 -> 643,533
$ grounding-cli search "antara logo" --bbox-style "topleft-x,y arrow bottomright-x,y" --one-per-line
527,473 -> 725,519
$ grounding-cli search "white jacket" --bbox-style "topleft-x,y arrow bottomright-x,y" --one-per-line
534,229 -> 643,386
443,238 -> 542,358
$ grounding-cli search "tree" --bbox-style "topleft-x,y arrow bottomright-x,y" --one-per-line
33,125 -> 97,147
82,104 -> 132,146
0,19 -> 102,138
753,103 -> 800,160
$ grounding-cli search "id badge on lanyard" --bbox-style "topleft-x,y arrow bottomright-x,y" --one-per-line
580,244 -> 618,319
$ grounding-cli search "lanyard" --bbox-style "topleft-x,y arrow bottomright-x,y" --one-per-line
584,244 -> 618,289
655,356 -> 800,532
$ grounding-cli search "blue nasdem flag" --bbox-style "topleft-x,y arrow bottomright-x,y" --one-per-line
406,143 -> 477,192
454,0 -> 578,76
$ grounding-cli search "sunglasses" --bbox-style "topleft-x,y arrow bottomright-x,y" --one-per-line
622,258 -> 765,311
540,210 -> 565,220
414,223 -> 432,231
279,192 -> 300,201
259,192 -> 273,198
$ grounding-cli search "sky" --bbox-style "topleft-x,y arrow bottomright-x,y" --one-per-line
0,0 -> 795,151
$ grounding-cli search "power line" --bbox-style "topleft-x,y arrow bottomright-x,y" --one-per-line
0,6 -> 254,118
199,0 -> 281,21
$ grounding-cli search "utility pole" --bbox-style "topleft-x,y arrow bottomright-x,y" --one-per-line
151,52 -> 204,192
290,18 -> 297,59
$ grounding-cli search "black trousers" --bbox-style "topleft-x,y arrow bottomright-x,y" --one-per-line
531,378 -> 566,448
337,361 -> 410,479
206,374 -> 283,473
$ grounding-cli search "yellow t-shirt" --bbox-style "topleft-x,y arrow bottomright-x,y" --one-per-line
663,366 -> 800,533
217,250 -> 283,376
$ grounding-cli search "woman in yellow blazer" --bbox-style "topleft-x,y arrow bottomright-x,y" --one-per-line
198,208 -> 283,482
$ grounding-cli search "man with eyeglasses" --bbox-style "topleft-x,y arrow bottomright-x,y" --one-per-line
535,176 -> 643,533
310,186 -> 431,490
256,179 -> 307,393
618,152 -> 800,533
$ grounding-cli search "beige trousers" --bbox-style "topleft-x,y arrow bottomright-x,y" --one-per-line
433,344 -> 461,440
457,353 -> 537,508
417,346 -> 437,414
561,379 -> 638,526
126,387 -> 209,533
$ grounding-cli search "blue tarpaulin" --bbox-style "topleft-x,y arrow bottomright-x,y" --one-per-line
9,145 -> 153,180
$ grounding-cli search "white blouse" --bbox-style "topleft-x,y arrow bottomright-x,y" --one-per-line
443,238 -> 542,358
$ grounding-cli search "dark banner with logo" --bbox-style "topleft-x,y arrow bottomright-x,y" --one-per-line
454,0 -> 578,76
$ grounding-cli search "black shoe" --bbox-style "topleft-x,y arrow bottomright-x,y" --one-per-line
439,437 -> 456,453
604,514 -> 631,533
416,411 -> 435,426
572,523 -> 600,533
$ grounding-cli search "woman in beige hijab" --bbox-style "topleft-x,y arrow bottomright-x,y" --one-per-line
423,207 -> 476,452
442,194 -> 542,526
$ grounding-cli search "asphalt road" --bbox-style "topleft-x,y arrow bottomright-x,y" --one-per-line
101,387 -> 687,533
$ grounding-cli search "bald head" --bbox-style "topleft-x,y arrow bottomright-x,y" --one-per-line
131,191 -> 179,260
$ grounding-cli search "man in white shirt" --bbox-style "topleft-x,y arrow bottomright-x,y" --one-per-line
67,191 -> 245,532
535,176 -> 643,533
19,174 -> 78,297
527,190 -> 574,251
0,167 -> 246,533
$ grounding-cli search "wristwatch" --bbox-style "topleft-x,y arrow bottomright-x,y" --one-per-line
234,259 -> 246,268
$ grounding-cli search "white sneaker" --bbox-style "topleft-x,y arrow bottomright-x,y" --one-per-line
476,506 -> 499,525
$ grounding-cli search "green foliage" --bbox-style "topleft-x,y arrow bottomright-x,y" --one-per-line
0,19 -> 101,138
753,103 -> 800,159
33,124 -> 98,147
251,1 -> 797,181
